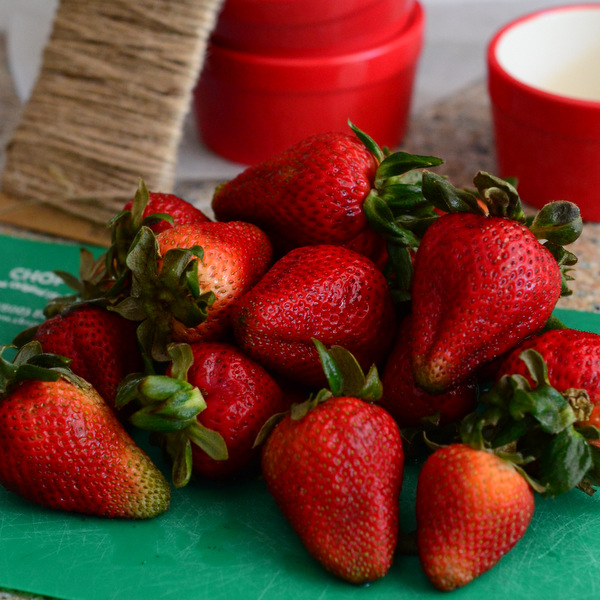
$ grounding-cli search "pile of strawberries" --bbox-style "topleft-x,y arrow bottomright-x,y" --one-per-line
2,123 -> 600,592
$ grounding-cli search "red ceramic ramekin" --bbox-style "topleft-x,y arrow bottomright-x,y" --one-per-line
488,4 -> 600,221
211,0 -> 415,55
195,1 -> 424,165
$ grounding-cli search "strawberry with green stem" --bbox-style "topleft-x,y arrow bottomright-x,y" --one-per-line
259,339 -> 404,584
112,219 -> 273,363
117,341 -> 289,485
0,342 -> 171,519
409,171 -> 581,394
212,122 -> 442,276
417,348 -> 600,591
494,327 -> 600,427
41,180 -> 212,319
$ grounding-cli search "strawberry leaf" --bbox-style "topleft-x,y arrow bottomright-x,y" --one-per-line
186,421 -> 229,462
313,339 -> 382,402
539,426 -> 592,497
543,242 -> 578,297
528,200 -> 582,246
112,226 -> 215,362
421,171 -> 484,215
473,171 -> 526,221
362,193 -> 421,247
121,374 -> 206,432
375,152 -> 444,189
157,430 -> 193,489
313,338 -> 343,397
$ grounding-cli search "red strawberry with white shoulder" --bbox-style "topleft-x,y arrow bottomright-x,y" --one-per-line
258,340 -> 404,584
0,342 -> 170,518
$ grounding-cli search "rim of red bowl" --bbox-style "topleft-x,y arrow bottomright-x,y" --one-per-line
487,4 -> 600,138
217,0 -> 411,28
488,4 -> 600,108
209,1 -> 425,70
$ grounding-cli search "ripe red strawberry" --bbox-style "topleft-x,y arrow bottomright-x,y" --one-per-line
212,124 -> 442,263
31,304 -> 143,412
260,342 -> 404,583
230,244 -> 396,388
123,190 -> 210,234
494,328 -> 600,426
380,317 -> 477,429
410,211 -> 562,393
156,221 -> 273,342
166,342 -> 289,480
416,443 -> 535,591
410,171 -> 581,394
0,343 -> 170,519
114,220 -> 273,361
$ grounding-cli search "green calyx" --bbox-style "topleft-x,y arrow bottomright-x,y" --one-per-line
115,343 -> 227,488
36,179 -> 169,321
105,178 -> 171,281
312,338 -> 382,404
458,348 -> 600,497
254,339 -> 383,447
350,121 -> 444,305
0,342 -> 88,396
110,226 -> 215,363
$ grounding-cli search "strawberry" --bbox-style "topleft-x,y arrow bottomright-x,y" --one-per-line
409,171 -> 581,393
494,327 -> 600,426
416,443 -> 535,591
123,190 -> 210,234
29,304 -> 143,412
112,220 -> 273,362
380,316 -> 477,430
416,347 -> 600,590
230,244 -> 396,388
106,179 -> 211,286
212,123 -> 442,265
166,342 -> 289,481
116,342 -> 289,485
260,341 -> 404,584
0,343 -> 170,519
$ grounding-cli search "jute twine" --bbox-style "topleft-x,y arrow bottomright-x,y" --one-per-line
0,0 -> 224,226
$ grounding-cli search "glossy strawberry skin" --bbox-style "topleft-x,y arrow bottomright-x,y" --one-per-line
381,317 -> 477,429
33,304 -> 143,410
261,396 -> 404,584
410,212 -> 562,393
0,377 -> 170,518
156,221 -> 273,343
124,191 -> 211,233
212,131 -> 385,261
495,328 -> 600,426
416,443 -> 534,591
230,244 -> 396,388
169,342 -> 289,479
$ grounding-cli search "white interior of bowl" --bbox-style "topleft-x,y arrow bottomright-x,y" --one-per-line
495,6 -> 600,102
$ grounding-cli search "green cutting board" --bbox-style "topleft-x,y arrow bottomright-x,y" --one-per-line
0,232 -> 599,600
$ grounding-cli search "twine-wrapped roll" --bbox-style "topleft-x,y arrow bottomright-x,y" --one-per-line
0,0 -> 224,238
